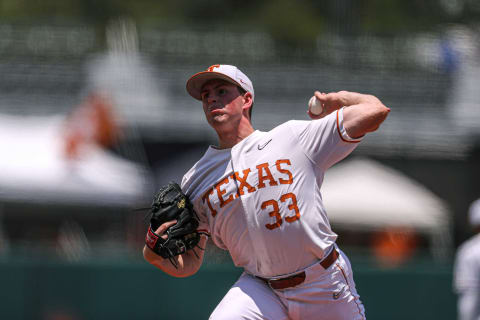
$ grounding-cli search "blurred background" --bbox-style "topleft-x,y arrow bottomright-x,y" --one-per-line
0,0 -> 479,319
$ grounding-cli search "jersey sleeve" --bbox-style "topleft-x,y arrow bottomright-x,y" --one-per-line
288,108 -> 362,170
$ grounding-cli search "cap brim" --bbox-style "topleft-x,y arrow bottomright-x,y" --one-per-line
186,71 -> 241,101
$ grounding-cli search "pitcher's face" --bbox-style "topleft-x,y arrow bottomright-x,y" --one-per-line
200,80 -> 245,130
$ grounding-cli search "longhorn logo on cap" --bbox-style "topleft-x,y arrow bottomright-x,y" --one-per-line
207,65 -> 220,72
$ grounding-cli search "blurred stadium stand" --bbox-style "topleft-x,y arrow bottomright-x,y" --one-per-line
0,23 -> 478,158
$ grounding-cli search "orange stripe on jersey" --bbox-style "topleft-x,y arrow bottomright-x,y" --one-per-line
336,110 -> 360,144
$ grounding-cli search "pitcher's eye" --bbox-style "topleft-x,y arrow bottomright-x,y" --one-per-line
201,92 -> 208,100
218,88 -> 227,96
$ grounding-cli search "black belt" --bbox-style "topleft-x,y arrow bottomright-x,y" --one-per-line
257,248 -> 339,290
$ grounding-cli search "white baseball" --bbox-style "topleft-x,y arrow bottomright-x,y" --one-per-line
308,96 -> 324,115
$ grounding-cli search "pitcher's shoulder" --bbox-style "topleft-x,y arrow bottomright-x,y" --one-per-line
181,146 -> 231,194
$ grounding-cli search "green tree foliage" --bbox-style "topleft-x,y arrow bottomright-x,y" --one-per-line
254,0 -> 325,46
0,0 -> 478,42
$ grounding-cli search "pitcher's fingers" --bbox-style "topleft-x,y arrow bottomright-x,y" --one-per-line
314,91 -> 327,101
155,220 -> 178,235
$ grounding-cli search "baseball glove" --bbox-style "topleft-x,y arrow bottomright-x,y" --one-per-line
144,182 -> 201,267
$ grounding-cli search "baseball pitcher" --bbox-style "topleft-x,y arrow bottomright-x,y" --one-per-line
143,64 -> 390,319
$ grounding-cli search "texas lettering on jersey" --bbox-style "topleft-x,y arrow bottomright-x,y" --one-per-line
201,159 -> 298,230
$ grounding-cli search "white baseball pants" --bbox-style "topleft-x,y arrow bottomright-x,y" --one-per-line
209,247 -> 366,320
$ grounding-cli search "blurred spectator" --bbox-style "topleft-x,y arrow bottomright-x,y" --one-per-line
63,92 -> 119,160
453,198 -> 480,320
371,226 -> 418,268
440,36 -> 459,73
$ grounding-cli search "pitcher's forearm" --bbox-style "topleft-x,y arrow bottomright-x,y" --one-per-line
143,236 -> 207,278
342,94 -> 390,138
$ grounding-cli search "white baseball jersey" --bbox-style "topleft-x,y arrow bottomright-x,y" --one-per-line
453,233 -> 480,320
182,108 -> 362,278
